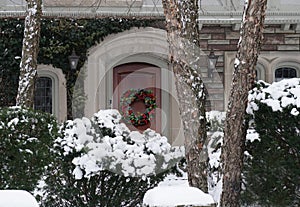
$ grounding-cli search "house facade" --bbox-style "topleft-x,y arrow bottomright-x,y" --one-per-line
1,0 -> 300,145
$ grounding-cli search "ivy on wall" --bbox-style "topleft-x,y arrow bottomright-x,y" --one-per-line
0,19 -> 24,106
0,17 -> 164,117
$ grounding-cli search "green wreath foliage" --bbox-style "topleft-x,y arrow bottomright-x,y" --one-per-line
120,89 -> 157,126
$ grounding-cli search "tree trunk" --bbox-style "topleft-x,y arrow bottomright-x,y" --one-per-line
162,0 -> 208,192
221,0 -> 268,206
16,0 -> 42,107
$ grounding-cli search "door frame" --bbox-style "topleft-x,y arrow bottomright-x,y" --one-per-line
113,62 -> 162,132
106,55 -> 171,138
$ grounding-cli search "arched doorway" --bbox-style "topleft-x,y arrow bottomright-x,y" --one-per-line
113,63 -> 161,132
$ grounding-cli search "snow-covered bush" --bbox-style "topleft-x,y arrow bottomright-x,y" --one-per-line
0,107 -> 58,192
41,109 -> 184,207
61,109 -> 183,178
206,111 -> 225,204
243,79 -> 300,206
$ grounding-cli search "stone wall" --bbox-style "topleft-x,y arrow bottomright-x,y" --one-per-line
43,0 -> 142,7
199,24 -> 300,110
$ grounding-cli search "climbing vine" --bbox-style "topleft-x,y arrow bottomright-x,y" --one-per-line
0,17 -> 163,117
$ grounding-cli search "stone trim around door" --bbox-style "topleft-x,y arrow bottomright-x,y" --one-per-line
85,27 -> 184,145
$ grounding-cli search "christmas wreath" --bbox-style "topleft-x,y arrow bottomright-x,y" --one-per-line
120,89 -> 157,126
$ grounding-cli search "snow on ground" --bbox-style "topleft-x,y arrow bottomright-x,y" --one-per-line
142,110 -> 260,207
143,173 -> 215,207
0,190 -> 39,207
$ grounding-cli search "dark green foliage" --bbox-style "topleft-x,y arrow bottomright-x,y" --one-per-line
41,165 -> 167,207
38,18 -> 160,74
0,20 -> 24,106
242,104 -> 300,206
0,107 -> 59,192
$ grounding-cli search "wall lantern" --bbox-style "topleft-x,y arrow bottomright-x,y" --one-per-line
207,49 -> 219,78
68,49 -> 80,71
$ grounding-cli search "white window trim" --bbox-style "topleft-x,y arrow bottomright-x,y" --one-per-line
37,65 -> 67,122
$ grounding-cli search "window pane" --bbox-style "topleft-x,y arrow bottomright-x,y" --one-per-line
283,68 -> 289,78
290,69 -> 297,78
34,77 -> 53,113
275,68 -> 282,78
275,67 -> 297,82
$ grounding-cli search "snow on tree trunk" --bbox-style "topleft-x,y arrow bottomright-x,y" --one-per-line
16,0 -> 42,108
221,0 -> 268,206
162,0 -> 208,192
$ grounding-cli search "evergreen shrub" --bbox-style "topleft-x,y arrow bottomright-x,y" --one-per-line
243,79 -> 300,206
0,107 -> 58,192
206,111 -> 225,203
40,109 -> 183,207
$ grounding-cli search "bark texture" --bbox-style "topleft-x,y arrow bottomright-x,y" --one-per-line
162,0 -> 208,191
16,0 -> 42,107
221,0 -> 268,206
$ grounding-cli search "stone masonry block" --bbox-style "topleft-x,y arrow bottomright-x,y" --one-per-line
284,37 -> 300,44
208,40 -> 230,45
277,45 -> 300,51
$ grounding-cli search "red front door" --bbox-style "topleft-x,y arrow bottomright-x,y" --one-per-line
113,63 -> 161,132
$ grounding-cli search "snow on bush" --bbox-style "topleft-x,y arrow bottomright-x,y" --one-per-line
243,79 -> 300,206
206,111 -> 225,204
178,79 -> 300,206
247,78 -> 300,115
207,111 -> 225,173
141,111 -> 227,206
206,111 -> 260,205
56,109 -> 184,179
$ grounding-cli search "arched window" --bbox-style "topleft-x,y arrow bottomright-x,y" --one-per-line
275,67 -> 297,82
34,77 -> 53,113
35,65 -> 67,122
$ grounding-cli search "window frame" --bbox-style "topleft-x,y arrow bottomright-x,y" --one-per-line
34,76 -> 54,114
273,61 -> 300,82
36,65 -> 67,122
274,67 -> 297,82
